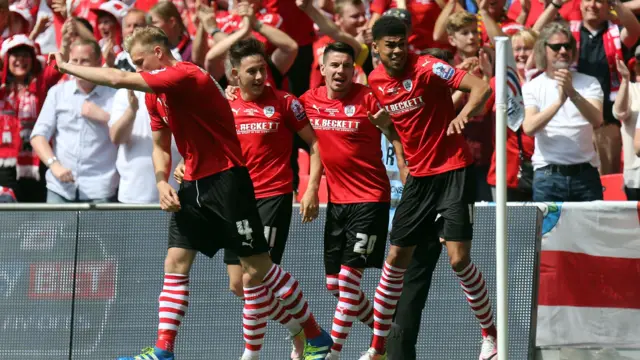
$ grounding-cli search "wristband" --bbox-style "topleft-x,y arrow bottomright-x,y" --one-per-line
210,28 -> 223,37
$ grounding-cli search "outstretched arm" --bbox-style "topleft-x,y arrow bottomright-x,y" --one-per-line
53,52 -> 153,92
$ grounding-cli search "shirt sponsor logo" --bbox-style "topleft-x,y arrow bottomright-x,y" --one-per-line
231,108 -> 240,115
384,96 -> 424,115
344,105 -> 356,117
236,122 -> 280,134
433,63 -> 455,81
402,79 -> 413,91
291,99 -> 306,120
244,108 -> 260,116
310,118 -> 361,132
264,106 -> 275,118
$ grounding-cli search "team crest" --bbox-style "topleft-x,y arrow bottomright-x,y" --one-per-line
264,106 -> 275,118
402,79 -> 413,91
344,105 -> 356,117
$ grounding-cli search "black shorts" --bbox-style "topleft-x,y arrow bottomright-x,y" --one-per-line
389,166 -> 475,247
223,193 -> 293,265
324,202 -> 390,275
168,167 -> 270,258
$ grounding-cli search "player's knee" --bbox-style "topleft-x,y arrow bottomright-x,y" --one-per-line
242,266 -> 264,287
449,254 -> 471,272
164,253 -> 191,274
386,245 -> 414,269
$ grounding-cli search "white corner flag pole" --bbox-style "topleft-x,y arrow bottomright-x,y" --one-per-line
494,36 -> 509,360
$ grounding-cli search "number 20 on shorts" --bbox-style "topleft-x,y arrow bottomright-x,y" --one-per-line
354,233 -> 377,255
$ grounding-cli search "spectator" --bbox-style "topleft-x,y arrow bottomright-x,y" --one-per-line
200,2 -> 297,88
90,0 -> 129,67
114,8 -> 182,72
109,88 -> 181,203
9,4 -> 33,36
0,0 -> 10,44
612,55 -> 640,200
149,1 -> 193,63
369,0 -> 449,54
523,22 -> 604,201
535,0 -> 640,175
511,28 -> 538,83
0,185 -> 16,202
30,39 -> 118,203
299,0 -> 369,88
446,10 -> 495,201
509,0 -> 581,29
434,0 -> 523,48
0,32 -> 69,202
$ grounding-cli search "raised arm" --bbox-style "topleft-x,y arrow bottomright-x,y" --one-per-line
433,0 -> 459,43
616,0 -> 640,48
296,0 -> 362,59
613,56 -> 632,123
203,17 -> 252,77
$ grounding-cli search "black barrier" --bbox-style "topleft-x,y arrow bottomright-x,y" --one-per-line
0,205 -> 541,360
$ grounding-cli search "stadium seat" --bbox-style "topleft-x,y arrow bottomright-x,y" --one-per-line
298,148 -> 310,176
601,173 -> 626,200
297,174 -> 329,204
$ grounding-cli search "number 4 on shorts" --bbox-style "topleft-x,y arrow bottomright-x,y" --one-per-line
354,233 -> 377,255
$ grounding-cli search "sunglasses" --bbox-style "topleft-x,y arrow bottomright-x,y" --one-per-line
546,42 -> 573,52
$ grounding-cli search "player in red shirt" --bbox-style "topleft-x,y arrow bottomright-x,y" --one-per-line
222,37 -> 323,360
299,41 -> 404,359
362,17 -> 497,360
50,26 -> 332,360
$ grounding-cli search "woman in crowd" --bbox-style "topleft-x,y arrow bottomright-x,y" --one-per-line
149,1 -> 193,63
0,22 -> 70,202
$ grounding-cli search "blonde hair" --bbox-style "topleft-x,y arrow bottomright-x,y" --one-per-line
335,0 -> 363,16
149,1 -> 186,33
124,25 -> 171,53
446,11 -> 477,35
511,29 -> 538,49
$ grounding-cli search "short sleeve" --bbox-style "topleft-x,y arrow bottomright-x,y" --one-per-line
422,56 -> 467,89
581,75 -> 604,102
146,94 -> 167,131
108,89 -> 130,127
31,85 -> 59,140
140,65 -> 193,94
283,93 -> 310,133
522,81 -> 539,110
636,112 -> 640,129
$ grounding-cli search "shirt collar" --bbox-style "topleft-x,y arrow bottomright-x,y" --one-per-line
72,79 -> 106,98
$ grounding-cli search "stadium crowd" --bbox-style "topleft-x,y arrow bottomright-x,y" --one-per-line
0,0 -> 638,204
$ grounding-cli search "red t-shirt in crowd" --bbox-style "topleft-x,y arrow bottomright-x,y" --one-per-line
370,0 -> 450,53
217,10 -> 283,52
229,86 -> 309,198
300,84 -> 391,204
368,54 -> 473,177
141,62 -> 245,181
507,0 -> 581,28
261,0 -> 315,46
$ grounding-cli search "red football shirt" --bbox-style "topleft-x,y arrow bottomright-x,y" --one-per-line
300,84 -> 391,204
229,86 -> 310,198
216,10 -> 282,52
370,0 -> 450,52
507,0 -> 581,28
141,62 -> 245,181
262,0 -> 315,46
477,15 -> 524,46
368,54 -> 473,177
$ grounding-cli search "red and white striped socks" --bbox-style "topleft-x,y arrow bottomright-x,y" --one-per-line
266,288 -> 302,335
329,266 -> 374,356
371,262 -> 406,354
156,273 -> 189,352
326,274 -> 374,328
263,264 -> 322,339
242,285 -> 270,358
455,262 -> 497,338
